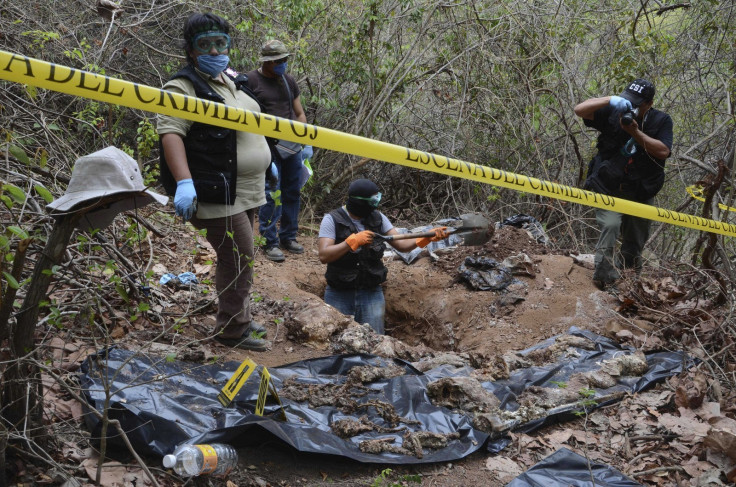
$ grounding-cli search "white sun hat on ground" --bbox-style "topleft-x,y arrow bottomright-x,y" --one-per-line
47,146 -> 168,230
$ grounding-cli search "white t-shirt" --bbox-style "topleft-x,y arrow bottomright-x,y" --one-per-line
319,208 -> 393,240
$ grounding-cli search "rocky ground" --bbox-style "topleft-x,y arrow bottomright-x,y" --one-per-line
23,215 -> 736,486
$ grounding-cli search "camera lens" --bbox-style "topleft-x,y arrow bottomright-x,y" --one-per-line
621,107 -> 638,126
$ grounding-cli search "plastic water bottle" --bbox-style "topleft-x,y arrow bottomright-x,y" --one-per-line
162,443 -> 238,477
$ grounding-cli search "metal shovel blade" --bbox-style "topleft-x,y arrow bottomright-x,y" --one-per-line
452,213 -> 493,246
376,213 -> 492,246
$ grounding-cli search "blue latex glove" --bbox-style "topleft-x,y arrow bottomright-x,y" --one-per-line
609,95 -> 632,111
270,161 -> 279,180
266,161 -> 279,188
301,145 -> 313,161
174,178 -> 197,220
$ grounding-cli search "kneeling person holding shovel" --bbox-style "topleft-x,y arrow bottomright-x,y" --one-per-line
318,179 -> 449,334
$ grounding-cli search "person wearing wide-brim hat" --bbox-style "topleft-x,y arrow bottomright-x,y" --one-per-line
245,39 -> 311,263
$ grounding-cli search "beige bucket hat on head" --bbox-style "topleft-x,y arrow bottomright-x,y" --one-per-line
47,146 -> 168,230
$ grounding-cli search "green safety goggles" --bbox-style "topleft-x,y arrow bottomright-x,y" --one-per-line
192,31 -> 231,54
350,192 -> 382,207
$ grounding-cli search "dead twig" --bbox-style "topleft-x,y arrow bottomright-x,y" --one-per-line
632,465 -> 686,478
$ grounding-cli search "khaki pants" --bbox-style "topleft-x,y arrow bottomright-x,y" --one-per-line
593,198 -> 653,284
191,209 -> 256,339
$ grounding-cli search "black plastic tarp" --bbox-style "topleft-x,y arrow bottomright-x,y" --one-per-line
79,327 -> 691,464
505,447 -> 641,486
499,214 -> 550,245
79,352 -> 487,464
487,327 -> 691,452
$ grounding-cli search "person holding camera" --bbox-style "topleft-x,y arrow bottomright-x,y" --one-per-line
574,78 -> 673,290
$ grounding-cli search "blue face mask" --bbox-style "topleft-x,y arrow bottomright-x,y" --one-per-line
197,54 -> 229,77
273,62 -> 287,76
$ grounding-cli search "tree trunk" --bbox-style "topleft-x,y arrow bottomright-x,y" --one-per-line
1,215 -> 79,445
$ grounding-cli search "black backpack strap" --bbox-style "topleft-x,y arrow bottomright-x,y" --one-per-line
228,72 -> 266,112
170,65 -> 225,102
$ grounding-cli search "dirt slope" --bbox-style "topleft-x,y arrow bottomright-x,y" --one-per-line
37,219 -> 734,487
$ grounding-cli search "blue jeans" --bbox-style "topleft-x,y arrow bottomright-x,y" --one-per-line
258,151 -> 302,248
324,285 -> 385,334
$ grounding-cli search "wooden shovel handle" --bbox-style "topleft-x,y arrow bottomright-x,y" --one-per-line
375,228 -> 458,242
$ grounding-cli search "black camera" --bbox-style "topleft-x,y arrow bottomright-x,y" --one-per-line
621,107 -> 639,126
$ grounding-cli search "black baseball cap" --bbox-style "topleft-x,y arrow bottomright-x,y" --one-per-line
620,78 -> 655,106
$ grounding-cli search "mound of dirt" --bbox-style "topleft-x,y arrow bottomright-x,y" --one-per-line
207,222 -> 619,376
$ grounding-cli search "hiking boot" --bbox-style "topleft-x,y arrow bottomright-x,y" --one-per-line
281,240 -> 304,254
247,320 -> 267,337
215,333 -> 269,351
264,246 -> 285,262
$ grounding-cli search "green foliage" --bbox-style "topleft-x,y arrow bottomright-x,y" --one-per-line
269,189 -> 282,207
63,37 -> 93,63
7,226 -> 29,240
371,468 -> 421,487
21,29 -> 60,49
172,318 -> 186,333
2,272 -> 19,290
1,183 -> 26,209
8,144 -> 30,165
136,118 -> 159,153
72,101 -> 105,135
0,235 -> 10,257
574,388 -> 599,414
123,220 -> 148,247
40,300 -> 66,330
33,185 -> 54,203
41,265 -> 61,276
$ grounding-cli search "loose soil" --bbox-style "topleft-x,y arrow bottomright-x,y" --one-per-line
188,223 -> 623,486
34,219 -> 734,487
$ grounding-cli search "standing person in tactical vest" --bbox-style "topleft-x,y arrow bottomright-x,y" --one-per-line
245,39 -> 312,263
318,179 -> 449,334
575,78 -> 673,291
157,12 -> 271,351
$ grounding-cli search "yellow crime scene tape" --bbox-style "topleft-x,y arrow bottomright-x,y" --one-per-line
686,185 -> 736,213
2,49 -> 735,238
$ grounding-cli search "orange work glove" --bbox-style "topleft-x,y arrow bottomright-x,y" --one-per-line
345,230 -> 374,251
416,226 -> 450,248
